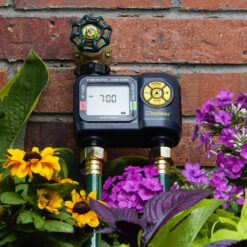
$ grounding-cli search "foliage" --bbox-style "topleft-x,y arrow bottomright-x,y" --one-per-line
0,49 -> 49,156
90,189 -> 218,247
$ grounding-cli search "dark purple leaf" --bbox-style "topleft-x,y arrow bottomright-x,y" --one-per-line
204,240 -> 238,247
142,190 -> 212,246
89,198 -> 145,247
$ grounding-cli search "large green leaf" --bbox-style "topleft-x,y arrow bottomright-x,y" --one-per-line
39,183 -> 76,197
43,220 -> 74,233
166,199 -> 223,247
148,199 -> 217,247
0,49 -> 48,156
0,192 -> 26,205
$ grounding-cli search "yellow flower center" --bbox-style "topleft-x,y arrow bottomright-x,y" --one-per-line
23,152 -> 42,162
73,201 -> 90,214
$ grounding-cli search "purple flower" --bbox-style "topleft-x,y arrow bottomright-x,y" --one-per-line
122,180 -> 140,192
231,186 -> 245,205
102,165 -> 163,213
214,90 -> 234,108
191,124 -> 199,142
196,109 -> 203,125
170,182 -> 180,191
118,192 -> 136,208
210,170 -> 228,191
240,144 -> 247,159
219,128 -> 236,147
214,110 -> 232,126
141,177 -> 163,192
182,163 -> 209,186
138,187 -> 156,201
143,165 -> 159,177
217,153 -> 245,179
234,92 -> 247,110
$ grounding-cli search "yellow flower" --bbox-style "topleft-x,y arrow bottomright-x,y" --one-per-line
52,176 -> 79,185
65,189 -> 105,228
37,188 -> 63,215
3,147 -> 61,180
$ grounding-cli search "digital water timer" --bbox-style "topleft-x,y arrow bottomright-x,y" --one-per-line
73,73 -> 181,148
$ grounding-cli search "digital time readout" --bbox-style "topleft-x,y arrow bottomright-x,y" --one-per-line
86,84 -> 130,116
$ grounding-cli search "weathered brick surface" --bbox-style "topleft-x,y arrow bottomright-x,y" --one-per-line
0,68 -> 6,89
25,121 -> 215,166
182,0 -> 247,10
1,17 -> 247,64
181,73 -> 247,115
15,0 -> 170,9
36,68 -> 247,116
0,0 -> 7,6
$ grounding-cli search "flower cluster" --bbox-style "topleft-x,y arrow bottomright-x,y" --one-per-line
102,165 -> 163,212
184,90 -> 247,205
3,147 -> 61,180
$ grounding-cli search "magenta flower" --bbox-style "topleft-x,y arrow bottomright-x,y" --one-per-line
214,110 -> 232,126
240,144 -> 247,159
219,128 -> 236,147
234,92 -> 247,109
231,186 -> 245,205
102,165 -> 163,213
214,90 -> 234,108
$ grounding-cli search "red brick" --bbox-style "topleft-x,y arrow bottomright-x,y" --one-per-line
25,121 -> 214,166
1,17 -> 247,64
182,0 -> 247,10
181,73 -> 247,115
0,68 -> 7,89
15,0 -> 170,9
0,0 -> 7,6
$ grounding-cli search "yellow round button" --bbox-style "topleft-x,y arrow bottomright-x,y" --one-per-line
163,86 -> 171,101
152,89 -> 162,99
149,98 -> 166,106
143,86 -> 151,101
149,81 -> 165,89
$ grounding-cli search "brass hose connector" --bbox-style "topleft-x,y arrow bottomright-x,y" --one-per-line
150,146 -> 171,175
80,146 -> 106,176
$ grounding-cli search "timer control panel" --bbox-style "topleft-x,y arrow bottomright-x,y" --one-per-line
73,73 -> 181,148
142,81 -> 173,107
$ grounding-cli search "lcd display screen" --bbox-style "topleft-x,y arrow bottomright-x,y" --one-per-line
86,84 -> 130,116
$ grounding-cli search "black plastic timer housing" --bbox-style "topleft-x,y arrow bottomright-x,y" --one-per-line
73,73 -> 181,148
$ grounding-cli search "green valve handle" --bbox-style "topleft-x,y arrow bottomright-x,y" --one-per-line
70,15 -> 112,52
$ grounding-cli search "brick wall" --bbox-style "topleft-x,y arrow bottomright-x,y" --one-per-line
0,0 -> 247,166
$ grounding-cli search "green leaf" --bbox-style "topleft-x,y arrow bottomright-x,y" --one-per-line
0,100 -> 5,120
56,148 -> 81,183
31,211 -> 45,229
148,199 -> 218,247
39,183 -> 76,197
165,199 -> 223,247
0,49 -> 48,156
0,175 -> 14,193
0,192 -> 26,205
17,210 -> 33,224
50,211 -> 76,225
218,217 -> 238,228
210,229 -> 244,242
237,189 -> 247,237
43,220 -> 74,233
0,233 -> 17,246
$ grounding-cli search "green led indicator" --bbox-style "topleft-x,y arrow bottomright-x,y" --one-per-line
130,101 -> 137,110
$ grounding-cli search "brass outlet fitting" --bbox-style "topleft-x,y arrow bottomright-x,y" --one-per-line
150,146 -> 171,175
74,44 -> 112,67
80,146 -> 107,176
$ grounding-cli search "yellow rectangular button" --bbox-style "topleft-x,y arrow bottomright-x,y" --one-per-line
149,98 -> 166,106
149,81 -> 165,89
163,86 -> 171,101
143,86 -> 151,101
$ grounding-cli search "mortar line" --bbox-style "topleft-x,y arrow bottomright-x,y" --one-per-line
0,7 -> 247,19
